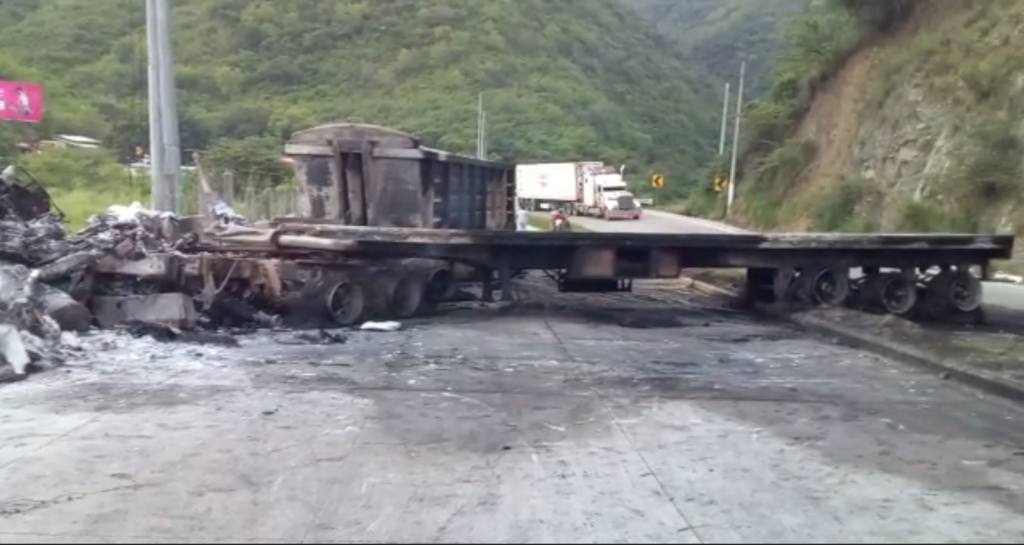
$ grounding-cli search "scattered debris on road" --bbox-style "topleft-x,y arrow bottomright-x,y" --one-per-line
0,171 -> 435,381
360,320 -> 402,332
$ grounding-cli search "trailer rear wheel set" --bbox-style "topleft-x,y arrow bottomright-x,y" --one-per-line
308,263 -> 456,326
191,257 -> 457,329
744,264 -> 984,320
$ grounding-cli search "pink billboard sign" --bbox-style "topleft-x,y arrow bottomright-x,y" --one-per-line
0,80 -> 43,123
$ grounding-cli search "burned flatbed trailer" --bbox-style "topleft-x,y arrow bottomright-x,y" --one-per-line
191,220 -> 1012,322
92,121 -> 1011,328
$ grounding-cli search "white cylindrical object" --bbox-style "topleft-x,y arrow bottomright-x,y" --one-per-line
718,82 -> 730,156
155,0 -> 181,213
145,0 -> 166,212
726,61 -> 746,215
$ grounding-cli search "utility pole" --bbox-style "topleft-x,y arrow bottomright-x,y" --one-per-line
480,111 -> 487,159
156,0 -> 181,213
146,0 -> 180,212
718,82 -> 730,156
476,93 -> 484,158
726,60 -> 746,215
145,0 -> 166,212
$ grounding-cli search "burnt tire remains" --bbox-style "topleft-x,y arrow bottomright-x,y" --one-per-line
805,265 -> 851,306
325,279 -> 365,326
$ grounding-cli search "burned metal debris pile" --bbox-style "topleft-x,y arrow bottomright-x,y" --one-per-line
0,178 -> 459,380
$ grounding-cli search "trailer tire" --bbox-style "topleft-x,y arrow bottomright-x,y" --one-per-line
387,273 -> 424,318
805,265 -> 851,306
872,272 -> 917,315
922,268 -> 982,317
423,267 -> 456,303
948,268 -> 983,312
324,279 -> 365,326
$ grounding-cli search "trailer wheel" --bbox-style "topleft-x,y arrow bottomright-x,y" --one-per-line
390,273 -> 425,318
923,268 -> 983,317
324,279 -> 365,326
806,265 -> 850,306
948,269 -> 983,312
423,267 -> 456,303
874,272 -> 917,315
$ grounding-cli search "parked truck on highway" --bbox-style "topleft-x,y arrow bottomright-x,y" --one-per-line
515,161 -> 641,220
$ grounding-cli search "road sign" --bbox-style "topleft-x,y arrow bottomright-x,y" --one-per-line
713,174 -> 727,192
651,173 -> 664,188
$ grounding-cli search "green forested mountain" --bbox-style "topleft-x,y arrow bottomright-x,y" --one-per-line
627,0 -> 811,97
0,0 -> 722,197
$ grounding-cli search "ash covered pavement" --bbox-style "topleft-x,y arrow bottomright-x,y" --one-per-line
2,282 -> 1024,543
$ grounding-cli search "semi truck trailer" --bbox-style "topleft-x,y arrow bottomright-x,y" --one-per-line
515,161 -> 640,220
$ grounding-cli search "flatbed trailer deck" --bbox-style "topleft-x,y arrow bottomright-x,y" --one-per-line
262,222 -> 1011,268
175,221 -> 1013,324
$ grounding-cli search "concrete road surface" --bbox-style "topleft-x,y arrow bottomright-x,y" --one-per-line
1,281 -> 1023,543
575,209 -> 1023,311
572,209 -> 752,235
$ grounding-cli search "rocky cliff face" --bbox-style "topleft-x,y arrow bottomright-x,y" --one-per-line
736,0 -> 1024,238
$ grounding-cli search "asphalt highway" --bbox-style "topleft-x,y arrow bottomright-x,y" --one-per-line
0,280 -> 1021,543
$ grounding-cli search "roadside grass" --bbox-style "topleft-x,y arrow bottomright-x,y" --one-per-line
50,186 -> 150,230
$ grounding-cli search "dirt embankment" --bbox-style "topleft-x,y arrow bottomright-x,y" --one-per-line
734,0 -> 1024,244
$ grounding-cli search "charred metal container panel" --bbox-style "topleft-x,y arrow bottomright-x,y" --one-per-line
285,123 -> 514,230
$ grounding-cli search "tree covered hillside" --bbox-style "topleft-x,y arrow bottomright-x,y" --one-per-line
628,0 -> 811,96
0,0 -> 720,198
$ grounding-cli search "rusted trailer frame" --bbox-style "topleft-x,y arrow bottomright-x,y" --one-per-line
255,223 -> 1013,270
191,221 -> 1013,320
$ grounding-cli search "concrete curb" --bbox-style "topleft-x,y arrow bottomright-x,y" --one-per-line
681,276 -> 1024,404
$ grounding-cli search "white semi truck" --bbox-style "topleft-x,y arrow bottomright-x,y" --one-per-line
515,161 -> 641,220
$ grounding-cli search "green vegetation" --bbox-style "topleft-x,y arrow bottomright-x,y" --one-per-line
873,0 -> 1024,235
681,0 -> 919,227
17,148 -> 148,228
811,175 -> 881,232
627,0 -> 811,97
739,1 -> 885,158
0,0 -> 724,223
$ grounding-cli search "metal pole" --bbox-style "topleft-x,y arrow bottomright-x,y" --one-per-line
155,0 -> 180,213
145,0 -> 166,212
476,93 -> 483,158
718,82 -> 730,156
481,111 -> 487,159
726,61 -> 746,215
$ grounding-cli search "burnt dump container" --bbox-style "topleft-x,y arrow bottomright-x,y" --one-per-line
284,123 -> 515,230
